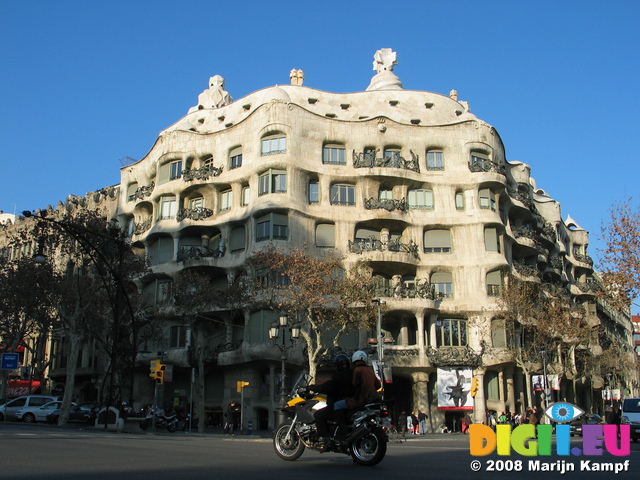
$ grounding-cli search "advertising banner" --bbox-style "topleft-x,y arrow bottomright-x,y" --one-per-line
437,367 -> 473,410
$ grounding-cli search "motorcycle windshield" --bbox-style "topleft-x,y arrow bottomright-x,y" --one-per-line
290,373 -> 310,394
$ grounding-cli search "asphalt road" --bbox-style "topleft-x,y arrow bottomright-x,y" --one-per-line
0,424 -> 638,480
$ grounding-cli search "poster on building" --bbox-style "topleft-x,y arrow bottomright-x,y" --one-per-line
532,375 -> 546,391
437,367 -> 473,410
612,389 -> 621,401
547,374 -> 560,391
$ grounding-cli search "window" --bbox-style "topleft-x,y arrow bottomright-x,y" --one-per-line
323,145 -> 346,165
158,160 -> 183,184
435,318 -> 467,347
145,278 -> 172,306
379,189 -> 393,201
315,224 -> 335,248
230,226 -> 246,252
427,150 -> 444,170
149,236 -> 174,265
408,189 -> 434,210
484,227 -> 500,253
190,197 -> 204,210
354,228 -> 380,244
261,135 -> 286,155
455,191 -> 465,210
424,230 -> 452,253
486,370 -> 499,399
159,196 -> 177,220
248,310 -> 278,344
486,271 -> 502,296
309,181 -> 319,204
127,183 -> 138,202
168,325 -> 190,348
220,189 -> 233,211
384,147 -> 401,162
491,319 -> 507,348
432,272 -> 453,298
229,147 -> 243,169
479,188 -> 496,211
258,169 -> 287,195
241,186 -> 250,206
471,153 -> 489,165
330,184 -> 355,206
256,213 -> 289,241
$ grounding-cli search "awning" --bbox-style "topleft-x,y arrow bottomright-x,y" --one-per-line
7,380 -> 41,398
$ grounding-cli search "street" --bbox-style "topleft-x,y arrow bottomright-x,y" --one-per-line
0,424 -> 638,480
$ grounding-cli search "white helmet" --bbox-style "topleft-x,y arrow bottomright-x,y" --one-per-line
352,350 -> 368,363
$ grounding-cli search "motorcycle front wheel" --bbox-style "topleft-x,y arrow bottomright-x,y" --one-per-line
166,421 -> 177,433
273,423 -> 305,461
350,426 -> 387,466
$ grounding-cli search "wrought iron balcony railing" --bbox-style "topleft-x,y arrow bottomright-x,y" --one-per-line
349,236 -> 420,259
353,150 -> 420,173
177,245 -> 225,262
363,197 -> 408,212
182,165 -> 223,182
468,158 -> 506,175
176,207 -> 214,222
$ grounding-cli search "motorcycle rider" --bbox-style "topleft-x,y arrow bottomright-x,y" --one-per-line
333,351 -> 382,439
307,354 -> 353,452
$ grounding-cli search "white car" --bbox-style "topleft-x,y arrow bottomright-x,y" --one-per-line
14,401 -> 72,423
0,395 -> 58,421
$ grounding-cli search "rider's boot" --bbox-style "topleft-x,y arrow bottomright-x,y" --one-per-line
319,436 -> 331,453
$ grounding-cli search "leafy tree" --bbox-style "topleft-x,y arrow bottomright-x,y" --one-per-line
599,197 -> 640,311
247,245 -> 377,381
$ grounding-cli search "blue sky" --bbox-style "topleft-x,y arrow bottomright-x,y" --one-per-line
1,1 -> 639,296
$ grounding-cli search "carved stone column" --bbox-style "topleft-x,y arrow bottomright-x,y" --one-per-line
504,367 -> 516,413
416,311 -> 425,355
473,367 -> 487,424
411,372 -> 430,432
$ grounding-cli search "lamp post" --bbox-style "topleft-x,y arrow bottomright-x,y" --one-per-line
268,314 -> 300,426
540,350 -> 550,410
24,210 -> 138,420
371,299 -> 386,398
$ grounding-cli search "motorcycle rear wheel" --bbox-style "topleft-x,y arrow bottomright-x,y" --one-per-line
166,421 -> 177,433
273,423 -> 305,461
350,426 -> 387,466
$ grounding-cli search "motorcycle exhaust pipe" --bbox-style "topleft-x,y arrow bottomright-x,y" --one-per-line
344,424 -> 370,444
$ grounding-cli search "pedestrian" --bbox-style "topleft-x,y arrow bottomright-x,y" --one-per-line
418,410 -> 428,435
407,412 -> 414,434
528,407 -> 539,426
411,412 -> 419,434
224,401 -> 239,434
399,411 -> 408,437
462,412 -> 472,434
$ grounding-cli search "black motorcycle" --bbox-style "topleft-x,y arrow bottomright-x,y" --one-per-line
139,405 -> 178,432
273,374 -> 388,466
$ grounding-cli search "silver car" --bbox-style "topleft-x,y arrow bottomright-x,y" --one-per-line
0,395 -> 58,421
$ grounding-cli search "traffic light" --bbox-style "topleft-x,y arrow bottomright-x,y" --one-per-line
236,381 -> 250,393
471,377 -> 478,397
149,360 -> 166,385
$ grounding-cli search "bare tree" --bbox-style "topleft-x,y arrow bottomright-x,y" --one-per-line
247,245 -> 377,381
600,197 -> 640,311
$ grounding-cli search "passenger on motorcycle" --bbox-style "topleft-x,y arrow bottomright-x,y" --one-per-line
306,354 -> 353,451
333,351 -> 382,437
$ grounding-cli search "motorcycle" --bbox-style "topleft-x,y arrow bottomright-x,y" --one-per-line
273,374 -> 388,466
139,405 -> 179,432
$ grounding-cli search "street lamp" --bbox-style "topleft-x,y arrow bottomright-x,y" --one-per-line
371,299 -> 386,398
540,350 -> 550,409
268,313 -> 300,426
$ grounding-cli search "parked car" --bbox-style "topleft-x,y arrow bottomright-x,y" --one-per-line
570,414 -> 604,436
46,404 -> 91,424
14,400 -> 69,423
0,395 -> 58,421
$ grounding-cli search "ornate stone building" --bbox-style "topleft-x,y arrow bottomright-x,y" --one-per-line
2,49 -> 636,431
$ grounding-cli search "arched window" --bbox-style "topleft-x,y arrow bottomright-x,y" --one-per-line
435,318 -> 467,347
261,134 -> 286,155
315,224 -> 335,248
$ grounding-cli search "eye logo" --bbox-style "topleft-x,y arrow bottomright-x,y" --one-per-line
544,402 -> 584,423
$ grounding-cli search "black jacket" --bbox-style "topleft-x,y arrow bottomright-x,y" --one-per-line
310,368 -> 353,407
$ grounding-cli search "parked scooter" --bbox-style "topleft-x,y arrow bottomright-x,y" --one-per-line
139,405 -> 178,432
